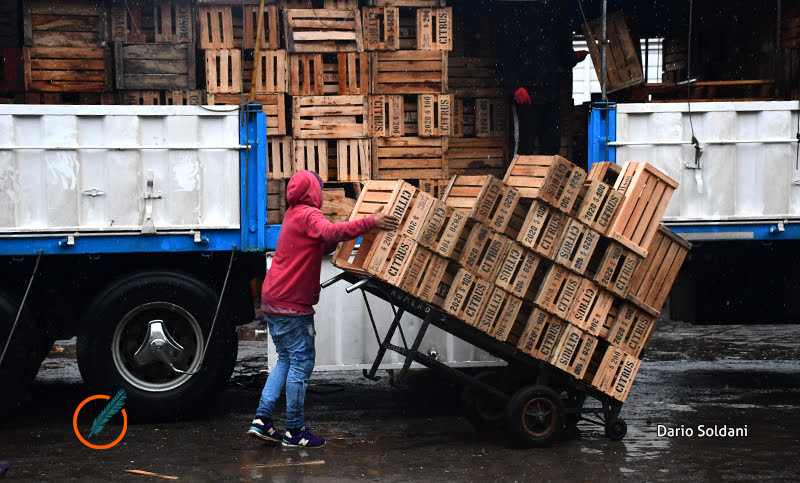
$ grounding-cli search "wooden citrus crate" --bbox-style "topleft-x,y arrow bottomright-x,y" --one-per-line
399,190 -> 436,241
362,6 -> 401,50
243,50 -> 288,94
375,234 -> 426,286
372,137 -> 446,180
371,50 -> 447,94
294,139 -> 371,182
504,154 -> 587,214
452,97 -> 506,138
495,243 -> 545,303
474,286 -> 507,334
565,279 -> 605,331
114,43 -> 195,90
457,222 -> 492,272
606,303 -> 658,359
446,137 -> 506,178
486,294 -> 528,345
440,175 -> 511,226
554,219 -> 601,276
584,299 -> 618,339
363,6 -> 451,51
111,0 -> 193,44
417,199 -> 469,258
591,239 -> 643,298
268,136 -> 293,179
606,353 -> 641,402
516,199 -> 567,259
582,12 -> 644,94
589,344 -> 625,394
293,95 -> 369,139
475,233 -> 514,282
574,180 -> 622,236
442,268 -> 492,326
627,224 -> 691,316
370,94 -> 452,137
609,162 -> 679,258
550,325 -> 599,380
207,92 -> 286,136
23,46 -> 111,93
118,90 -> 204,105
447,56 -> 503,97
267,179 -> 287,225
24,0 -> 107,48
416,254 -> 454,305
416,7 -> 452,50
205,49 -> 242,94
284,8 -> 363,53
332,180 -> 416,276
534,264 -> 583,321
289,52 -> 369,96
361,188 -> 420,278
516,308 -> 565,361
591,345 -> 641,402
419,178 -> 448,199
393,240 -> 436,294
586,161 -> 623,185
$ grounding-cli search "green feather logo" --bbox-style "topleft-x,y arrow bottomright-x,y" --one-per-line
88,389 -> 127,438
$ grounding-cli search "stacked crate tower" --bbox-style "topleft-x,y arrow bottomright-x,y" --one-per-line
332,155 -> 690,404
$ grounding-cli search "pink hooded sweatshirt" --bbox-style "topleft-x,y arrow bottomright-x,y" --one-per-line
261,170 -> 376,314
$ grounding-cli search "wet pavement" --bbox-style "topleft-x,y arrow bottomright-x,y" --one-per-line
1,319 -> 799,481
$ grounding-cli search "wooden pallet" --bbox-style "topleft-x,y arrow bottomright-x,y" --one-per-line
606,303 -> 657,359
24,0 -> 107,48
574,180 -> 622,236
284,8 -> 363,53
115,43 -> 195,90
627,224 -> 691,316
244,50 -> 288,94
582,11 -> 644,94
243,4 -> 280,49
590,239 -> 643,298
553,219 -> 600,276
205,49 -> 242,94
517,199 -> 567,259
495,243 -> 545,303
268,136 -> 293,179
267,179 -> 287,224
446,137 -> 506,178
371,50 -> 447,94
534,264 -> 582,321
111,0 -> 193,44
516,309 -> 565,361
609,162 -> 679,258
372,136 -> 446,180
447,57 -> 502,97
207,92 -> 286,136
293,95 -> 368,139
504,154 -> 587,214
289,52 -> 369,95
23,46 -> 111,93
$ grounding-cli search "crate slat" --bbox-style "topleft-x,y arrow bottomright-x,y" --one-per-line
293,95 -> 369,139
284,9 -> 363,53
627,224 -> 691,316
268,136 -> 293,179
23,46 -> 111,93
115,43 -> 195,90
371,50 -> 447,94
372,136 -> 446,180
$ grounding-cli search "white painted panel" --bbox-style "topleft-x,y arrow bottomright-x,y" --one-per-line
615,101 -> 800,222
267,256 -> 503,371
0,105 -> 241,234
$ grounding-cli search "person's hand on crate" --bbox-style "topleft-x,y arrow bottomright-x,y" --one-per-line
373,206 -> 400,231
514,87 -> 532,105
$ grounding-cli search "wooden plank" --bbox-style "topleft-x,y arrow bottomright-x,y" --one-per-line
199,6 -> 234,49
285,8 -> 363,53
205,49 -> 242,93
243,4 -> 279,49
24,46 -> 110,93
268,136 -> 293,179
371,50 -> 446,94
292,95 -> 369,139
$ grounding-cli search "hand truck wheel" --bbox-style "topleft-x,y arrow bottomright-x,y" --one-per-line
504,384 -> 564,448
605,417 -> 628,441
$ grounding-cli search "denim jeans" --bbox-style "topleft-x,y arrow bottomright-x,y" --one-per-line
256,314 -> 316,429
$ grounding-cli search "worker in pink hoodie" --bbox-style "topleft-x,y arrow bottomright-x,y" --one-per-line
248,170 -> 399,448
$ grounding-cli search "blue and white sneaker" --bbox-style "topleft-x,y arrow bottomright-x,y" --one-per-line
282,427 -> 326,448
247,418 -> 282,443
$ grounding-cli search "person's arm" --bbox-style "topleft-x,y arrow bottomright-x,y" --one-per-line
309,207 -> 400,253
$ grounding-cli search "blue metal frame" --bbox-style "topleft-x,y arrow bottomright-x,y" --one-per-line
0,105 -> 278,256
588,102 -> 616,171
668,222 -> 800,241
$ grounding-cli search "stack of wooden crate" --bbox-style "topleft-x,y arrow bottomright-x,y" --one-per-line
332,155 -> 689,403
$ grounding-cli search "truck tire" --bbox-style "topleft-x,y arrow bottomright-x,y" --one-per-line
76,272 -> 238,420
0,291 -> 50,419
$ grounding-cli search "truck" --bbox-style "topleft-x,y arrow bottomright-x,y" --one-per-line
0,104 -> 275,418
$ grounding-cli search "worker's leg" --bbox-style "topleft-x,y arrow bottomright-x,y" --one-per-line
255,315 -> 294,419
283,314 -> 316,432
516,104 -> 537,155
539,102 -> 563,155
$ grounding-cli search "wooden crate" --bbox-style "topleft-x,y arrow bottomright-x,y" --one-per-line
289,52 -> 369,96
606,303 -> 657,359
363,6 -> 451,51
440,175 -> 509,225
416,7 -> 452,50
284,9 -> 363,53
419,178 -> 449,199
111,0 -> 193,44
457,222 -> 492,272
606,353 -> 641,402
24,0 -> 107,48
322,187 -> 356,222
516,199 -> 567,259
495,243 -> 545,303
474,286 -> 508,334
554,219 -> 601,276
268,136 -> 293,179
516,308 -> 565,361
590,239 -> 643,298
23,46 -> 111,93
453,97 -> 506,138
487,294 -> 528,345
207,92 -> 286,136
586,161 -> 623,185
415,253 -> 453,305
447,57 -> 502,97
293,139 -> 370,182
375,234 -> 424,285
243,4 -> 280,49
205,49 -> 242,94
115,43 -> 195,90
417,199 -> 469,258
564,279 -> 610,333
371,50 -> 447,94
393,240 -> 436,293
443,268 -> 491,325
166,90 -> 204,105
585,297 -> 617,339
534,264 -> 582,321
362,6 -> 401,50
475,233 -> 513,282
590,344 -> 625,394
267,179 -> 287,224
552,325 -> 599,380
399,190 -> 436,241
243,50 -> 288,94
582,12 -> 644,94
504,154 -> 587,214
293,95 -> 369,139
608,162 -> 679,258
370,94 -> 451,137
591,346 -> 640,402
446,138 -> 506,178
198,6 -> 233,49
627,224 -> 691,316
372,137 -> 446,180
574,180 -> 622,236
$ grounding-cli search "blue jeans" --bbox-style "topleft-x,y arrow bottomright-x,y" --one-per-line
256,314 -> 316,429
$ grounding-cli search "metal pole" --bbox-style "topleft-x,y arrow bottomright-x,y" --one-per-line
601,0 -> 607,102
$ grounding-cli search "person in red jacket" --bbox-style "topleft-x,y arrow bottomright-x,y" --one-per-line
247,170 -> 399,448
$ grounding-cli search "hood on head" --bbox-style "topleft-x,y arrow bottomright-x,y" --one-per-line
286,170 -> 323,208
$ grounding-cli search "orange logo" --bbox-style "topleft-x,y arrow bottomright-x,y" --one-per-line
73,394 -> 128,449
